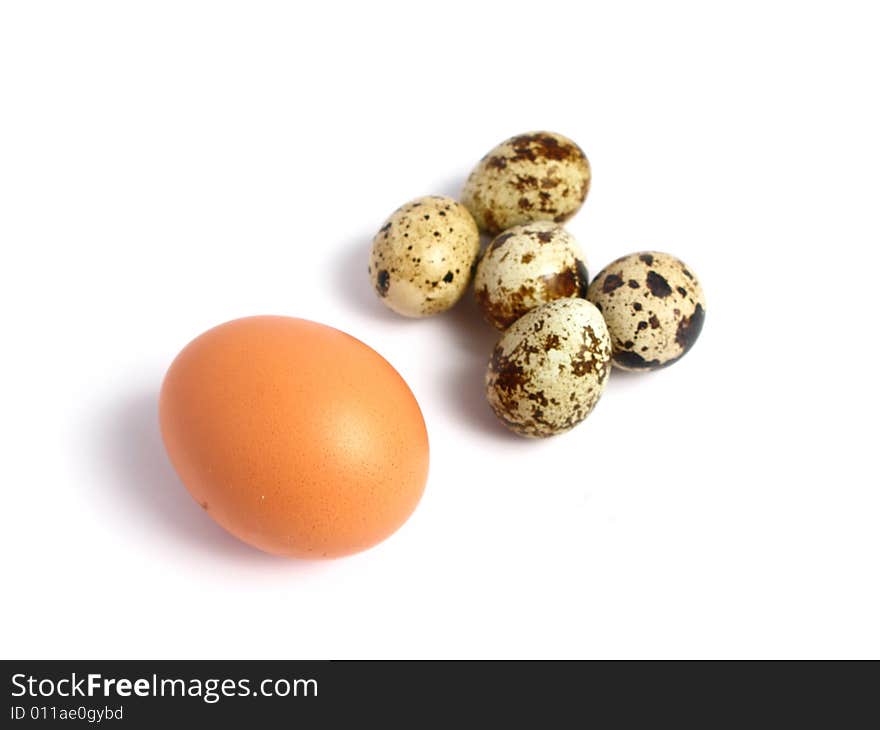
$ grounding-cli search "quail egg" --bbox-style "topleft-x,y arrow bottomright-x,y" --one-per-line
485,298 -> 611,438
369,195 -> 480,317
461,131 -> 591,235
474,221 -> 589,330
587,251 -> 705,371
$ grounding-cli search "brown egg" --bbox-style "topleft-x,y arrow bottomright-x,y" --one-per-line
159,316 -> 429,558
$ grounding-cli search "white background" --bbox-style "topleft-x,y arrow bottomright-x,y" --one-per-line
2,1 -> 878,659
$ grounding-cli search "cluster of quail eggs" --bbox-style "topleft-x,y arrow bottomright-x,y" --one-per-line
369,131 -> 706,438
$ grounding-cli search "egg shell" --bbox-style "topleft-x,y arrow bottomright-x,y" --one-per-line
461,131 -> 591,235
586,251 -> 705,371
159,316 -> 430,559
485,298 -> 611,438
369,195 -> 480,317
474,221 -> 589,330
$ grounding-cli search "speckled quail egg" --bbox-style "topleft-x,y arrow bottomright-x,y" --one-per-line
474,221 -> 589,330
485,298 -> 611,438
369,195 -> 480,317
461,131 -> 591,235
586,251 -> 705,371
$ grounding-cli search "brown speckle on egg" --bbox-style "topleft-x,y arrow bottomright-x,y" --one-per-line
375,269 -> 390,297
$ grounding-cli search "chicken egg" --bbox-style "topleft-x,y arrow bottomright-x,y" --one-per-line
159,316 -> 429,558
